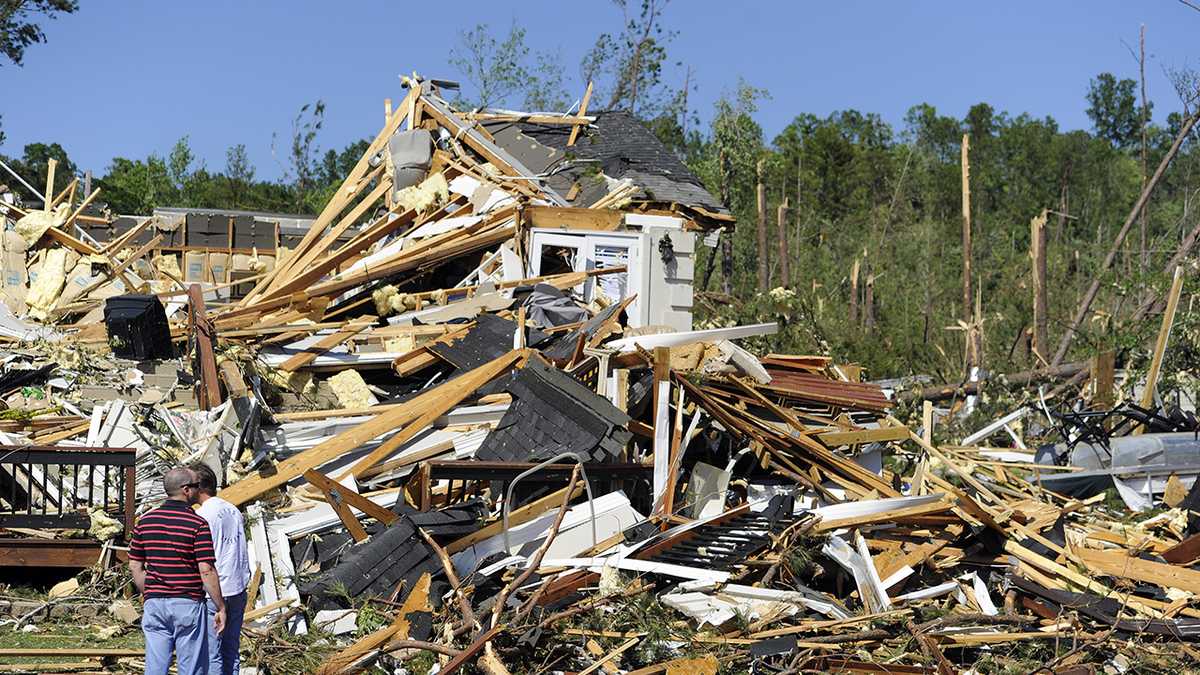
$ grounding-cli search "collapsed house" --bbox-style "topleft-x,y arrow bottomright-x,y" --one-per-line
0,75 -> 1198,674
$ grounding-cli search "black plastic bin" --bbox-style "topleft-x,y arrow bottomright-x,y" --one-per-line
103,295 -> 173,361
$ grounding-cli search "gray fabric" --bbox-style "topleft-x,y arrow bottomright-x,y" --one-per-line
388,130 -> 434,191
523,283 -> 589,328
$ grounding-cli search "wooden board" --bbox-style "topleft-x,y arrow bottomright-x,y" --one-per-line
1075,546 -> 1200,594
219,350 -> 521,506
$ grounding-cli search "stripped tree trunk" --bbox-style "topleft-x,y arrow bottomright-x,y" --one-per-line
1030,210 -> 1048,362
777,197 -> 790,287
756,159 -> 769,290
961,134 -> 976,370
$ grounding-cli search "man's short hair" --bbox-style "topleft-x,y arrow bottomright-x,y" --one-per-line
162,466 -> 195,497
191,463 -> 219,495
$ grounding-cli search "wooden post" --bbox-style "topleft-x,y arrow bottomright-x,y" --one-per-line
777,197 -> 790,287
1051,110 -> 1199,366
960,134 -> 973,368
756,159 -> 769,290
1030,210 -> 1048,362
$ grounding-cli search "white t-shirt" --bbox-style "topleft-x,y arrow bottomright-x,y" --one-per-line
197,496 -> 251,597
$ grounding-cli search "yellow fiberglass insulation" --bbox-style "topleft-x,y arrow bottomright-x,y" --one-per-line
26,247 -> 77,320
13,203 -> 69,247
394,172 -> 448,216
371,284 -> 422,317
328,369 -> 378,409
89,507 -> 124,541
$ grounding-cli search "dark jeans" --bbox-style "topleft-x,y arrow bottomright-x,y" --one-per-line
205,591 -> 246,675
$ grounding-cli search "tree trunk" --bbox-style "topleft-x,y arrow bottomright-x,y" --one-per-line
777,198 -> 790,287
1030,210 -> 1048,362
1050,109 -> 1199,366
1139,24 -> 1149,277
865,275 -> 877,332
756,159 -> 769,291
961,134 -> 974,369
849,257 -> 860,326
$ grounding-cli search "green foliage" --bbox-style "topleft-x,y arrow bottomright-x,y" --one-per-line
1086,72 -> 1147,149
0,0 -> 77,67
687,68 -> 1199,378
450,22 -> 568,111
0,141 -> 77,203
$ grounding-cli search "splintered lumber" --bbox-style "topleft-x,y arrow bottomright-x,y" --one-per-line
304,468 -> 398,542
344,350 -> 523,478
1137,266 -> 1184,415
814,498 -> 954,532
578,637 -> 639,675
720,376 -> 898,497
246,88 -> 415,304
817,426 -> 910,446
188,284 -> 222,410
220,350 -> 523,506
0,648 -> 144,657
317,573 -> 432,675
567,81 -> 594,147
1074,546 -> 1200,594
279,316 -> 376,372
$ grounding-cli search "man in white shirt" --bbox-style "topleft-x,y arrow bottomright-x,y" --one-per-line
192,464 -> 251,675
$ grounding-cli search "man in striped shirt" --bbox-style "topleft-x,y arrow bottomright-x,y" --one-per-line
128,467 -> 226,675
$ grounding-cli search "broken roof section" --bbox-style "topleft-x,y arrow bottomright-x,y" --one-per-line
481,109 -> 730,222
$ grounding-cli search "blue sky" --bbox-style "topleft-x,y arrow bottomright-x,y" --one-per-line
2,1 -> 1197,181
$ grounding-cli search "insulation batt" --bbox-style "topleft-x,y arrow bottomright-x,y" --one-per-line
393,172 -> 449,215
327,369 -> 379,408
14,203 -> 69,247
25,247 -> 76,320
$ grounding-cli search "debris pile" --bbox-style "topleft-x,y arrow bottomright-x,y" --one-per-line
1,76 -> 1199,674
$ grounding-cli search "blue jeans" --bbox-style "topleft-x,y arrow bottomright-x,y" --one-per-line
142,597 -> 209,675
206,591 -> 246,675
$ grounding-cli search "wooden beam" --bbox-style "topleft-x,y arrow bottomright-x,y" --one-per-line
567,81 -> 594,147
344,350 -> 523,479
188,284 -> 222,410
817,425 -> 910,447
1075,545 -> 1200,595
219,351 -> 521,506
814,499 -> 953,532
526,206 -> 622,231
304,468 -> 399,532
278,316 -> 376,372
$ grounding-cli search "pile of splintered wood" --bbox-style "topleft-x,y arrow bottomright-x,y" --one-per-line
0,75 -> 1199,675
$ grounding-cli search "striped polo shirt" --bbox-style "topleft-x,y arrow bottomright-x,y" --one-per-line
128,499 -> 216,600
